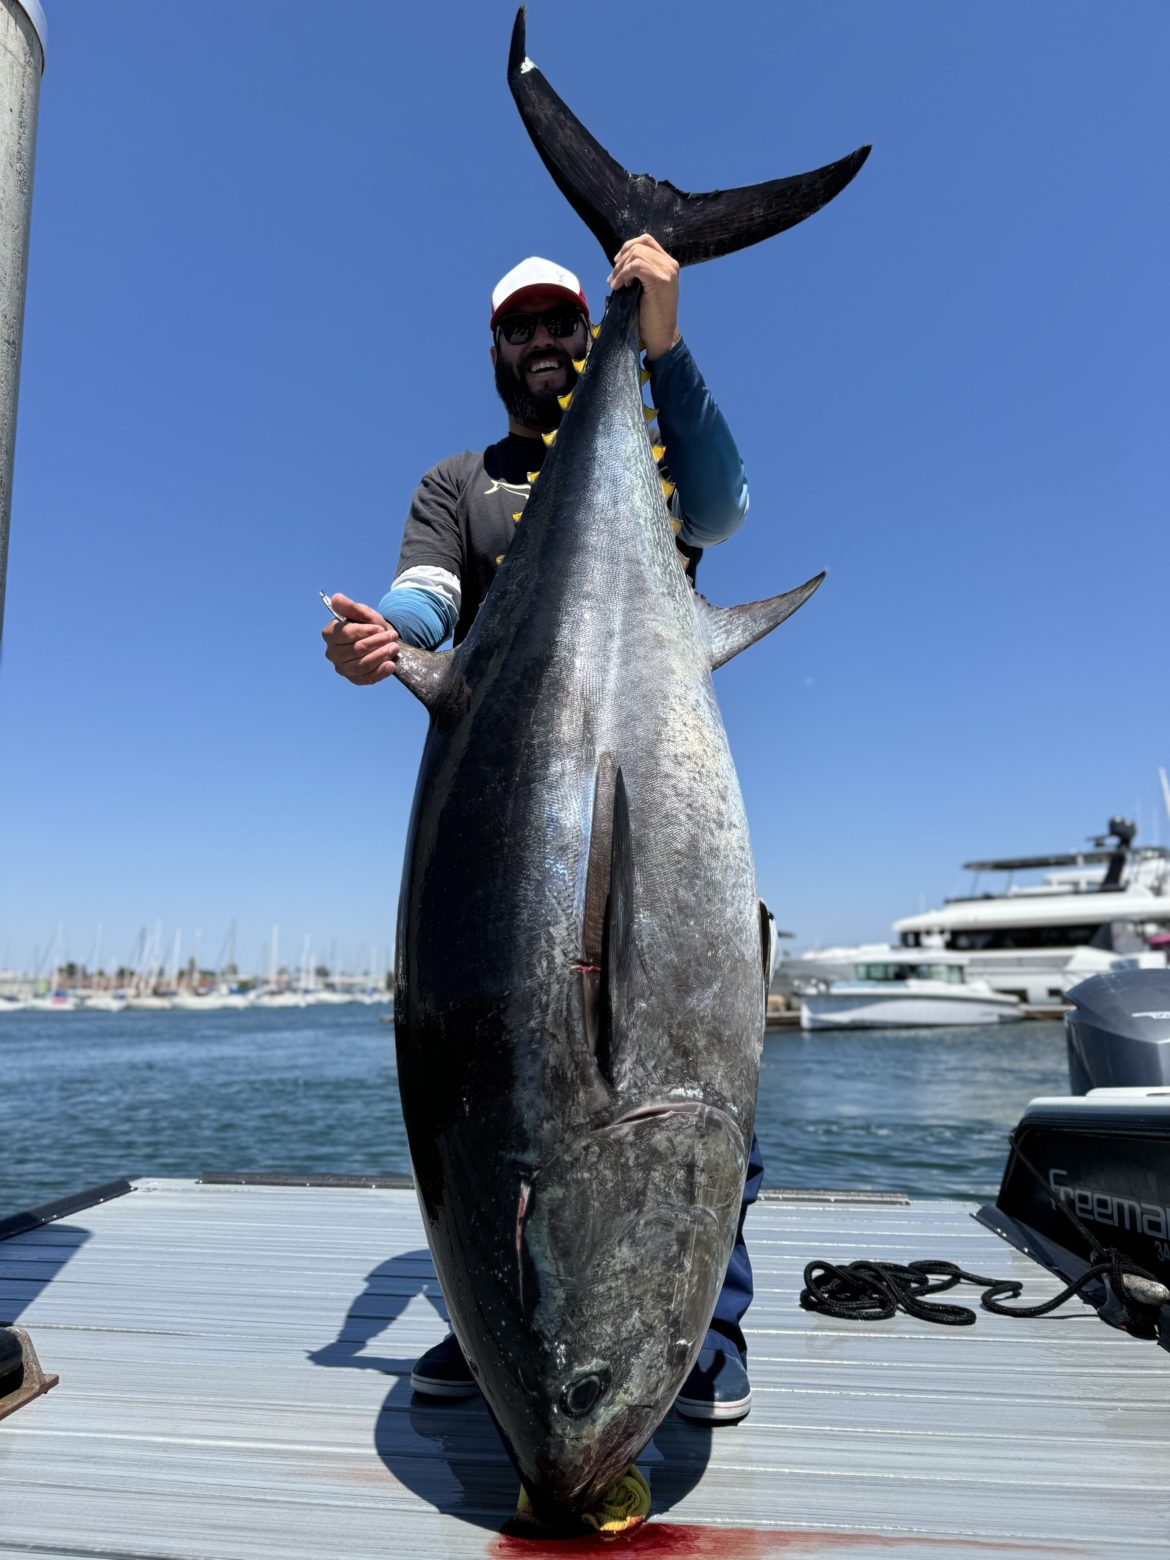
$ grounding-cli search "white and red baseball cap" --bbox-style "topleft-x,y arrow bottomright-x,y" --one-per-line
490,257 -> 589,329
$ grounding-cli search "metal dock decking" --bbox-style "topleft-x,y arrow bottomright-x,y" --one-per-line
2,1178 -> 1168,1558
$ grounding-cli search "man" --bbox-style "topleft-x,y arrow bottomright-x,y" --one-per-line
323,233 -> 761,1422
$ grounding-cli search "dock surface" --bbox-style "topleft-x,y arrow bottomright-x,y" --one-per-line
2,1178 -> 1167,1558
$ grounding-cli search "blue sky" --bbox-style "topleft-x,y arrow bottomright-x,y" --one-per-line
1,0 -> 1166,975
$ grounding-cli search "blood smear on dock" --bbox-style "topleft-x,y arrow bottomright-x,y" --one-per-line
492,1521 -> 1046,1555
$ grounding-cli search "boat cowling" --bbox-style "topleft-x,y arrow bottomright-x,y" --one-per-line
1065,969 -> 1170,1094
975,971 -> 1170,1346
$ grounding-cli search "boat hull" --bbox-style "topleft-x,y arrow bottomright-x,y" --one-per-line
800,984 -> 1020,1029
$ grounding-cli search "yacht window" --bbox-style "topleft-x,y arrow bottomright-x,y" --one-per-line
854,961 -> 964,983
918,963 -> 964,983
950,924 -> 1100,951
855,963 -> 899,982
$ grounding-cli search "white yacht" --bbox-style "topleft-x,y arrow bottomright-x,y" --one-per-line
893,818 -> 1170,1008
799,949 -> 1020,1030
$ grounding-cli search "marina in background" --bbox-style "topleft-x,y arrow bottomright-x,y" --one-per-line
10,784 -> 1168,1018
0,922 -> 392,1013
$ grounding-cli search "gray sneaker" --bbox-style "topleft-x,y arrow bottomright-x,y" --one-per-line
675,1344 -> 752,1423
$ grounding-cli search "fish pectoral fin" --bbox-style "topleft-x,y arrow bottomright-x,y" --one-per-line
583,754 -> 617,965
760,900 -> 777,988
508,8 -> 869,265
597,767 -> 637,1088
394,644 -> 462,715
577,753 -> 617,1063
694,572 -> 826,671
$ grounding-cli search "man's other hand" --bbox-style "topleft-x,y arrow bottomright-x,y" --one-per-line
322,594 -> 400,685
608,234 -> 680,362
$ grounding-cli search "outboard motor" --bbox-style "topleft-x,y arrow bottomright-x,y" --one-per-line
977,969 -> 1170,1348
1066,969 -> 1170,1094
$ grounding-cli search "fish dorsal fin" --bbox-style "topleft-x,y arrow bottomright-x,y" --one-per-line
694,572 -> 826,671
394,645 -> 462,716
597,766 -> 636,1088
508,8 -> 869,267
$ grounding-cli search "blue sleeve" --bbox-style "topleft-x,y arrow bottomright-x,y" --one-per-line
647,337 -> 750,547
380,455 -> 470,649
377,585 -> 457,651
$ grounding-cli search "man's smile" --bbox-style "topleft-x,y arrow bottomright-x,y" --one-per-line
524,351 -> 569,379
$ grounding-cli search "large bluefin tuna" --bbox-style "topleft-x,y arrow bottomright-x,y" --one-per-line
393,9 -> 868,1524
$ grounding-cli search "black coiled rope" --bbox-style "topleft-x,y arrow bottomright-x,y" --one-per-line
801,1136 -> 1170,1334
800,1259 -> 1020,1326
799,1253 -> 1165,1329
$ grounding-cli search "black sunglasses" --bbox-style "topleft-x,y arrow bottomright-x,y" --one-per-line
495,306 -> 588,346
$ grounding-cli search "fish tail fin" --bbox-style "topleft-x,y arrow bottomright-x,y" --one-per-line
695,571 -> 825,670
508,8 -> 869,266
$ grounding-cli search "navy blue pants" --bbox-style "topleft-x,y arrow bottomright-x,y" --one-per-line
708,1129 -> 763,1362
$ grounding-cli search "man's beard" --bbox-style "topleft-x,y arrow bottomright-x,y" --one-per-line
493,353 -> 569,434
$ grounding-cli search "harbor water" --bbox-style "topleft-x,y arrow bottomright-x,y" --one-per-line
0,1008 -> 1068,1220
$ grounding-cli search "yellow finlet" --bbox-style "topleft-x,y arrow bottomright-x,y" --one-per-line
639,368 -> 651,385
495,554 -> 505,565
590,323 -> 601,339
557,391 -> 573,409
512,512 -> 522,522
527,471 -> 540,484
643,406 -> 658,422
651,443 -> 666,462
582,1466 -> 651,1533
541,431 -> 556,447
660,478 -> 676,500
571,358 -> 586,374
671,516 -> 683,535
516,1465 -> 650,1536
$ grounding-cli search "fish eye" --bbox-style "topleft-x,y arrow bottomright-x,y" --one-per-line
560,1366 -> 611,1418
